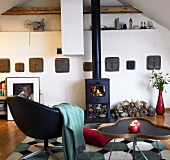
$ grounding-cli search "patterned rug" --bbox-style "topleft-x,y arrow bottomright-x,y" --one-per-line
7,136 -> 170,160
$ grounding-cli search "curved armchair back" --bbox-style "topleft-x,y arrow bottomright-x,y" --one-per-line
6,96 -> 63,139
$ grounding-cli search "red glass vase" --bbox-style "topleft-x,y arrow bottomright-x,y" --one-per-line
156,90 -> 165,115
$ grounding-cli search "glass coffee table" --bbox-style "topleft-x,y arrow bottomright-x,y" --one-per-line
97,117 -> 170,160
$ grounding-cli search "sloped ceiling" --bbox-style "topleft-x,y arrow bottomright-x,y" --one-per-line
0,0 -> 30,13
0,0 -> 31,19
0,0 -> 170,30
118,0 -> 170,30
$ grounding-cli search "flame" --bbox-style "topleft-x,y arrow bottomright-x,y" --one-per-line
91,86 -> 104,96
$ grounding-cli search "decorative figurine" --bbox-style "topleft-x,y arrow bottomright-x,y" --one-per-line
32,19 -> 45,31
24,19 -> 45,31
143,22 -> 147,29
140,22 -> 144,29
122,23 -> 127,30
115,18 -> 121,30
147,21 -> 154,29
129,18 -> 133,29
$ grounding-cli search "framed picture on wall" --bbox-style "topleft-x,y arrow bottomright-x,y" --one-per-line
147,55 -> 161,70
105,57 -> 120,71
126,60 -> 136,70
6,77 -> 40,120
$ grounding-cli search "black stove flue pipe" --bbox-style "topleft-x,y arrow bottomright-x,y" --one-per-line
91,0 -> 101,79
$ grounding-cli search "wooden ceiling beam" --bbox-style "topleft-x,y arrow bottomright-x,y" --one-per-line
2,7 -> 61,15
84,6 -> 142,14
2,6 -> 142,15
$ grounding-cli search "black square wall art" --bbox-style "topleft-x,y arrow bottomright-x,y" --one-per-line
126,60 -> 136,70
55,58 -> 70,73
147,56 -> 161,70
29,58 -> 43,72
83,62 -> 92,72
15,63 -> 24,72
0,58 -> 10,73
105,57 -> 119,71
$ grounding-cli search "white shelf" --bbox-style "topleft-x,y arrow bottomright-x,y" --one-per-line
84,29 -> 156,32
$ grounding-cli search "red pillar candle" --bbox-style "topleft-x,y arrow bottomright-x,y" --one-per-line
133,120 -> 141,129
128,123 -> 138,133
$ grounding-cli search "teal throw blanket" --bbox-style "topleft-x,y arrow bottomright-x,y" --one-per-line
53,103 -> 86,160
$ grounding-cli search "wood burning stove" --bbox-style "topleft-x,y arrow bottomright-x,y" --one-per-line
85,78 -> 110,123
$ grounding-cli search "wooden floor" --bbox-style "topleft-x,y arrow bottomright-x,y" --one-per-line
0,117 -> 26,160
1,112 -> 170,160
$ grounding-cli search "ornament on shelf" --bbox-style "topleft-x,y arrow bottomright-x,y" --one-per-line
122,23 -> 127,30
24,19 -> 45,32
115,18 -> 121,30
140,22 -> 144,29
129,18 -> 133,29
143,22 -> 147,29
140,22 -> 147,29
147,21 -> 154,29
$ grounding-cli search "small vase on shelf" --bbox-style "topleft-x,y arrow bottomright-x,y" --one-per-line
156,90 -> 165,115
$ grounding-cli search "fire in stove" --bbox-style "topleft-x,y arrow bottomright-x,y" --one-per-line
90,85 -> 105,96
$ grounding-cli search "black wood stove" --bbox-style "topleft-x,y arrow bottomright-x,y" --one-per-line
85,78 -> 110,123
85,0 -> 111,123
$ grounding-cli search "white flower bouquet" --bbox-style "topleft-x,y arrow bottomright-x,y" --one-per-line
149,70 -> 170,91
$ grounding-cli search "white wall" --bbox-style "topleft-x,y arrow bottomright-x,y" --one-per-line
84,13 -> 170,109
0,1 -> 170,110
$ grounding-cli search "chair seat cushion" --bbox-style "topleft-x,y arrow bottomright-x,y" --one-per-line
83,127 -> 112,147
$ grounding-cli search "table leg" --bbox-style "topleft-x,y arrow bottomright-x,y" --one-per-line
108,139 -> 116,160
133,138 -> 148,160
122,145 -> 133,160
155,140 -> 163,160
135,145 -> 148,160
110,138 -> 161,160
122,138 -> 148,160
132,138 -> 136,159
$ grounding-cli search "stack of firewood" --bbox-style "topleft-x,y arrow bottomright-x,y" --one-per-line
112,99 -> 155,117
89,104 -> 108,118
